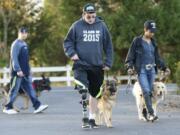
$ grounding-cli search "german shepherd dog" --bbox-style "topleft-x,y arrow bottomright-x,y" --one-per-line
1,75 -> 51,111
95,78 -> 118,128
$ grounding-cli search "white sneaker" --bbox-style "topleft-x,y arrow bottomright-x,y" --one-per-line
3,109 -> 18,114
34,105 -> 48,114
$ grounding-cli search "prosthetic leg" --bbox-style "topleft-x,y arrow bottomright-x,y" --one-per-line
75,84 -> 90,128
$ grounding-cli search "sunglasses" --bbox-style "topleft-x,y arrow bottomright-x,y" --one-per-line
86,15 -> 96,20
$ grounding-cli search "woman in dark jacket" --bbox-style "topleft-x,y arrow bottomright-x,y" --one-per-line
125,20 -> 170,121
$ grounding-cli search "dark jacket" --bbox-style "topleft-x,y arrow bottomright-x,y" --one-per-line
125,35 -> 166,73
10,39 -> 30,76
63,16 -> 113,69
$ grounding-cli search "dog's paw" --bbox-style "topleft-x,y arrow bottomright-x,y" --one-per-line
139,116 -> 148,122
139,117 -> 148,121
107,124 -> 113,128
106,121 -> 113,128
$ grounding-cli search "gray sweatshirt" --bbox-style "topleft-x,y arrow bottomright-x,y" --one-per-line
63,17 -> 113,68
10,39 -> 30,76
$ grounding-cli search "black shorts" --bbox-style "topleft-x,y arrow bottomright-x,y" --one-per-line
74,67 -> 104,97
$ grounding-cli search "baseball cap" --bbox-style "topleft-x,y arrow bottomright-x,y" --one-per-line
83,3 -> 96,13
18,27 -> 28,33
144,20 -> 156,33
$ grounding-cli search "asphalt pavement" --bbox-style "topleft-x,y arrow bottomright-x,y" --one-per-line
0,84 -> 180,135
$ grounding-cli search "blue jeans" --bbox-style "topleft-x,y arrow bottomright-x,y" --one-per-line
138,67 -> 155,115
5,76 -> 41,110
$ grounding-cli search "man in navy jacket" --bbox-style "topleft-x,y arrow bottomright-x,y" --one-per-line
3,27 -> 48,114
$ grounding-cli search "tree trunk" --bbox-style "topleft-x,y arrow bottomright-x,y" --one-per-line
0,7 -> 10,60
3,17 -> 8,50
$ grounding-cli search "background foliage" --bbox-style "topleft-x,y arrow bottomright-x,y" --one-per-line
0,0 -> 180,82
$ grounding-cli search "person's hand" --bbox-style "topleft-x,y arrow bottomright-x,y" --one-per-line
164,68 -> 171,76
103,65 -> 110,71
71,54 -> 79,61
17,71 -> 24,77
127,68 -> 134,75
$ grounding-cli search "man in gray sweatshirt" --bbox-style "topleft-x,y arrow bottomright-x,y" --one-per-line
3,27 -> 48,114
64,3 -> 113,129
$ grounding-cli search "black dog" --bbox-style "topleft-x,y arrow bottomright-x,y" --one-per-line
32,75 -> 51,97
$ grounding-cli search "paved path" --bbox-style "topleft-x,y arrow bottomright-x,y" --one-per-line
0,85 -> 180,135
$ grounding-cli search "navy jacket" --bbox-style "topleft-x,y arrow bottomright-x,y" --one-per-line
63,17 -> 113,69
125,35 -> 166,73
10,39 -> 30,76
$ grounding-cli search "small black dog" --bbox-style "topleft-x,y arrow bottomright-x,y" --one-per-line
32,75 -> 51,97
1,75 -> 51,111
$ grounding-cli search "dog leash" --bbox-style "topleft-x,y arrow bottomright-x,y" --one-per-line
125,75 -> 132,94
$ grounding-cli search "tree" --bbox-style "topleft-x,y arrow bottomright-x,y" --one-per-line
0,0 -> 42,65
0,0 -> 15,57
29,0 -> 68,66
154,0 -> 180,80
1,0 -> 179,83
104,0 -> 180,76
29,0 -> 111,66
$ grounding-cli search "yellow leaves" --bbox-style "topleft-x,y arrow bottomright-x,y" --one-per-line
0,0 -> 15,10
